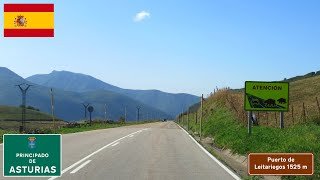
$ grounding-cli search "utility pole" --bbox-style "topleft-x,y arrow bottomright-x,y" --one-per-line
50,88 -> 56,133
187,107 -> 189,131
16,83 -> 32,133
104,104 -> 107,121
82,103 -> 90,120
200,94 -> 203,141
124,106 -> 127,123
136,106 -> 141,122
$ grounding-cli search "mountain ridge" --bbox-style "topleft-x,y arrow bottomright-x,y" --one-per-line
0,67 -> 170,121
26,70 -> 199,117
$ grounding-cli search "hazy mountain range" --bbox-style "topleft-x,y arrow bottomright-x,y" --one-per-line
0,67 -> 198,121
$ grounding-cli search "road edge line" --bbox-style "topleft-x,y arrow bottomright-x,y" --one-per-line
176,123 -> 241,180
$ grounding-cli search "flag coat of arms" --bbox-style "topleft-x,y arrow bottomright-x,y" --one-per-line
4,4 -> 54,37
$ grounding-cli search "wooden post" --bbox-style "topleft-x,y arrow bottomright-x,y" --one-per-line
291,105 -> 294,125
316,97 -> 320,118
275,112 -> 277,127
195,112 -> 198,124
187,108 -> 189,131
266,112 -> 269,126
303,102 -> 306,123
200,94 -> 203,141
182,111 -> 184,126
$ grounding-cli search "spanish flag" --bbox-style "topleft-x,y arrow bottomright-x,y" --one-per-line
4,4 -> 54,37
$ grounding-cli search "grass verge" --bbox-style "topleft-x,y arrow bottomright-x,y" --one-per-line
0,120 -> 159,143
179,106 -> 320,180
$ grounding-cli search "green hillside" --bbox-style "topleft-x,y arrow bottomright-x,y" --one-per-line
0,105 -> 66,131
283,71 -> 320,82
178,73 -> 320,179
224,75 -> 320,127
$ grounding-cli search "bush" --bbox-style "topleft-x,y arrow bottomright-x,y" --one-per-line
313,117 -> 320,125
119,116 -> 125,124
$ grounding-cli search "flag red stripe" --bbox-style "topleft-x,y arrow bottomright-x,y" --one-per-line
4,29 -> 54,37
4,4 -> 54,12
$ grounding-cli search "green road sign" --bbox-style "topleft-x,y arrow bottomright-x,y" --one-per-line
3,134 -> 61,177
245,81 -> 289,112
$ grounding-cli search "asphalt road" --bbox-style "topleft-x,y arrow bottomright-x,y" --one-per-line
0,121 -> 240,180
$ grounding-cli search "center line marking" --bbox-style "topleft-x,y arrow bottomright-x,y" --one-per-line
48,128 -> 147,180
70,160 -> 91,174
129,135 -> 134,137
111,142 -> 120,147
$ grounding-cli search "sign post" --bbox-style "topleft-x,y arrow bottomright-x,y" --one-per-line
280,111 -> 284,129
248,111 -> 252,135
245,81 -> 289,134
3,134 -> 61,177
87,106 -> 94,126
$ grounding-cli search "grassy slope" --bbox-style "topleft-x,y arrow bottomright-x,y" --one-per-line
0,105 -> 66,131
179,76 -> 320,179
225,75 -> 320,127
0,105 -> 61,120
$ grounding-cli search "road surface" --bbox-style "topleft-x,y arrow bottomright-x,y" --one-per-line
0,121 -> 240,180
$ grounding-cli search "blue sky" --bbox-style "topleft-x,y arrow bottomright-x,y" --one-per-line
1,0 -> 320,96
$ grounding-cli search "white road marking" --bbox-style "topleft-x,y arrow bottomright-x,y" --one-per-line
176,123 -> 241,180
48,128 -> 147,180
70,160 -> 91,174
129,135 -> 134,137
111,142 -> 120,147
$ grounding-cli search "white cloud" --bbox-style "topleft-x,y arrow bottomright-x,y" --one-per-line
133,10 -> 151,22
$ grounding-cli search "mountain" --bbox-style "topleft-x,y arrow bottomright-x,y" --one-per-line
0,67 -> 169,121
27,70 -> 199,116
27,70 -> 121,93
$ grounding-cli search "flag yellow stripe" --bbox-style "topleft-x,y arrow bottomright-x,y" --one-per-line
4,12 -> 54,29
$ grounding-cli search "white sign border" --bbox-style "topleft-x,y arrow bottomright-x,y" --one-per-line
3,134 -> 62,177
248,152 -> 314,176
